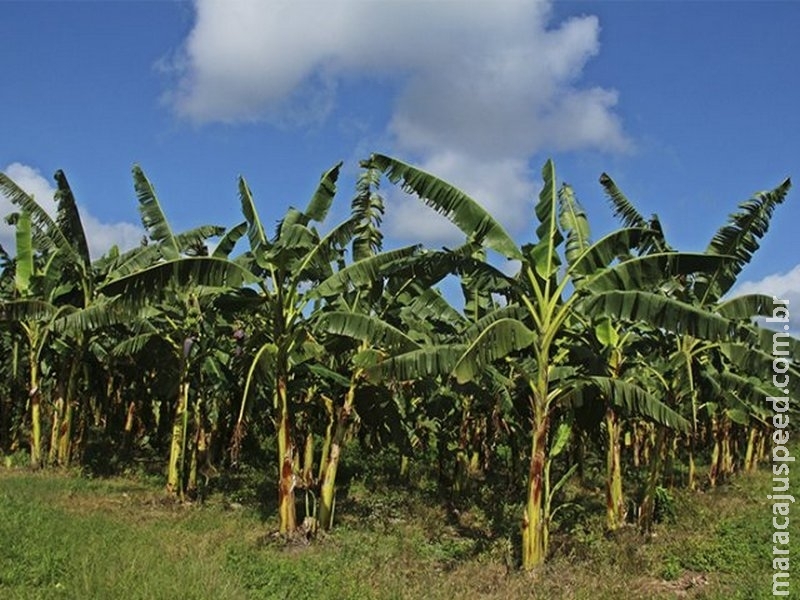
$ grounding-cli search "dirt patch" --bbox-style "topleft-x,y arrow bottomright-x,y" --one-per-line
57,483 -> 193,522
632,571 -> 713,598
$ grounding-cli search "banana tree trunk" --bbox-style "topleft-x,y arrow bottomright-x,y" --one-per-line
399,454 -> 410,481
639,426 -> 666,534
122,399 -> 136,452
317,397 -> 334,485
302,430 -> 315,489
56,399 -> 74,466
574,429 -> 586,485
521,409 -> 549,570
187,402 -> 205,500
454,407 -> 471,495
277,376 -> 297,534
29,356 -> 41,469
721,419 -> 733,478
48,393 -> 62,466
319,380 -> 357,531
744,425 -> 758,473
56,357 -> 80,467
0,392 -> 8,453
605,407 -> 625,531
166,369 -> 190,499
664,435 -> 678,488
709,415 -> 721,488
757,427 -> 767,463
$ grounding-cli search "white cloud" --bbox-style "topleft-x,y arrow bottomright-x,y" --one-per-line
1,163 -> 143,261
733,264 -> 800,333
164,0 -> 631,244
79,212 -> 144,262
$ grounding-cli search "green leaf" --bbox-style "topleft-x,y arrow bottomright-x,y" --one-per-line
699,177 -> 792,302
371,154 -> 522,260
726,407 -> 750,426
239,176 -> 269,256
569,228 -> 646,278
53,170 -> 91,266
240,343 -> 278,418
174,225 -> 227,255
599,172 -> 648,230
306,363 -> 351,388
99,257 -> 258,305
352,348 -> 382,370
717,371 -> 778,419
133,165 -> 179,259
213,221 -> 248,258
549,464 -> 579,505
351,159 -> 385,261
532,159 -> 563,280
14,211 -> 33,295
289,217 -> 358,285
454,318 -> 536,384
317,311 -> 419,353
112,332 -> 159,357
367,344 -> 467,383
105,244 -> 162,280
1,172 -> 81,264
270,223 -> 317,258
461,305 -> 528,343
312,245 -> 421,297
406,288 -> 463,328
549,422 -> 572,458
558,184 -> 591,269
721,342 -> 800,397
304,162 -> 342,223
51,296 -> 131,334
594,317 -> 619,348
0,299 -> 57,323
578,377 -> 690,432
584,252 -> 729,294
714,293 -> 777,319
583,290 -> 735,341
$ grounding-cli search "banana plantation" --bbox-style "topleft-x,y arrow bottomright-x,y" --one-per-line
0,155 -> 796,571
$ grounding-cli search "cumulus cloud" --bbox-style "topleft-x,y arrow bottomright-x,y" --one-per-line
733,265 -> 800,333
78,211 -> 144,262
1,163 -> 143,261
164,0 -> 630,244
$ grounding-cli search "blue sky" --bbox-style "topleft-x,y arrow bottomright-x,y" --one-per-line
2,0 -> 799,325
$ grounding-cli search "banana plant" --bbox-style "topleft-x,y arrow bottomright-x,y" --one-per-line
365,156 -> 736,569
310,159 -> 525,522
88,165 -> 252,497
232,161 -> 414,534
0,211 -> 65,467
0,169 -> 98,466
601,172 -> 798,496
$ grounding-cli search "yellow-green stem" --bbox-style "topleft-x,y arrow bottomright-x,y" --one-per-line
605,407 -> 624,531
29,358 -> 41,469
166,376 -> 190,499
319,380 -> 357,531
521,410 -> 549,570
277,377 -> 296,534
639,427 -> 667,534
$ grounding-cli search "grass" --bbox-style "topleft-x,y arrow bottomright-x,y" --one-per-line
0,460 -> 797,599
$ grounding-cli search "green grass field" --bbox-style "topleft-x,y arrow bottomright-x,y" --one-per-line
0,462 -> 797,599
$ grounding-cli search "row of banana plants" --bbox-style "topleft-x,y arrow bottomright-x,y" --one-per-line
0,155 -> 796,570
